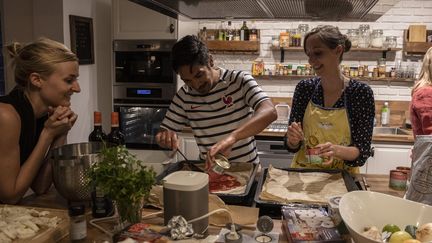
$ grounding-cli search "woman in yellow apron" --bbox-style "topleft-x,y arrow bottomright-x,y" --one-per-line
284,25 -> 375,174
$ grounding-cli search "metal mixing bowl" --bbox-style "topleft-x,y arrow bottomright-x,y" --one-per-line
51,142 -> 103,202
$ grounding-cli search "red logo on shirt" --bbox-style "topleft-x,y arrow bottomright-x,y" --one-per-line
222,95 -> 233,107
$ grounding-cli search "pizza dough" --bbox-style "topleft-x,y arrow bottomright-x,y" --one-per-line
259,165 -> 348,204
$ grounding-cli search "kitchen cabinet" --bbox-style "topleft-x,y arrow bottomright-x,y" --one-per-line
178,132 -> 200,161
112,0 -> 177,39
364,143 -> 412,175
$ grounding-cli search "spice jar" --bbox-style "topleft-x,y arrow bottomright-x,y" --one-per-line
69,205 -> 87,241
346,29 -> 359,48
358,24 -> 371,48
378,58 -> 386,78
358,65 -> 364,77
371,29 -> 384,48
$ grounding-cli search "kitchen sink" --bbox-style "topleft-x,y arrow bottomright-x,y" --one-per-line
373,127 -> 411,135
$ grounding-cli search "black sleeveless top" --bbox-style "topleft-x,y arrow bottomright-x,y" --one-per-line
0,87 -> 47,165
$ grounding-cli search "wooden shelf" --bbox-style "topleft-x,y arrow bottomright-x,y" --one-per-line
205,40 -> 260,54
256,75 -> 415,83
403,42 -> 432,54
270,47 -> 401,52
270,47 -> 401,62
403,29 -> 432,54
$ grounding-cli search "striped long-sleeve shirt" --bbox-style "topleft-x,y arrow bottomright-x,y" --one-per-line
160,68 -> 270,163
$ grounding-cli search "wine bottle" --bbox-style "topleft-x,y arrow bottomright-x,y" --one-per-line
107,112 -> 125,146
240,21 -> 249,41
88,111 -> 107,142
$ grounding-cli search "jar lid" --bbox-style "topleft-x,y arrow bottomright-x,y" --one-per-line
69,204 -> 85,216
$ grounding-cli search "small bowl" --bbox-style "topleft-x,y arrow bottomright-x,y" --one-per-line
339,190 -> 432,243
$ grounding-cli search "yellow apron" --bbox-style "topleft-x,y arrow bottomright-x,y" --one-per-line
291,93 -> 359,174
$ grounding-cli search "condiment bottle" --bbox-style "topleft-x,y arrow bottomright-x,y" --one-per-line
69,205 -> 87,241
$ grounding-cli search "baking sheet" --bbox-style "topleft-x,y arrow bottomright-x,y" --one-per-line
254,167 -> 359,218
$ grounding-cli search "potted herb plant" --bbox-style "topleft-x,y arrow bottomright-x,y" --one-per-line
88,145 -> 155,225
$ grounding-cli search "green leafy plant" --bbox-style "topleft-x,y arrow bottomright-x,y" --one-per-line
88,145 -> 155,223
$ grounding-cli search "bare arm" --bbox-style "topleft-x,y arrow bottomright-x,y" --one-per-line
30,133 -> 67,195
0,106 -> 74,204
207,99 -> 277,162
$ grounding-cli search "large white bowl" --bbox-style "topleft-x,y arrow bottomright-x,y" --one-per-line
339,191 -> 432,243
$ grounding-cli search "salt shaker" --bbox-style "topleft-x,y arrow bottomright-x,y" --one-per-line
69,204 -> 87,241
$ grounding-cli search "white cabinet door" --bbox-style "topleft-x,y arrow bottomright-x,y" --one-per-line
366,143 -> 412,175
178,133 -> 200,161
113,0 -> 177,39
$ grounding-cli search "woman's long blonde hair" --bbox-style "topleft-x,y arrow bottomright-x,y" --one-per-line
412,47 -> 432,95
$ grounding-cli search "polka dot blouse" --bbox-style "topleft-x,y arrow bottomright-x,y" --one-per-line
287,77 -> 375,167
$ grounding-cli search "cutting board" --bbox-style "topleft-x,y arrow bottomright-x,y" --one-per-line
0,204 -> 69,243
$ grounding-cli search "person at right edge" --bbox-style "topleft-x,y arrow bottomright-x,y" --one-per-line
284,25 -> 375,174
405,46 -> 432,205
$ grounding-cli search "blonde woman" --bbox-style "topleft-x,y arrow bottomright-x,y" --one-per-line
410,47 -> 432,137
0,38 -> 80,204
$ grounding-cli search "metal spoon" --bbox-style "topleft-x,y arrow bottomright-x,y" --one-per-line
176,149 -> 204,172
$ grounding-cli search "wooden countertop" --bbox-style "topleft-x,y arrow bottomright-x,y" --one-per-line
14,174 -> 405,243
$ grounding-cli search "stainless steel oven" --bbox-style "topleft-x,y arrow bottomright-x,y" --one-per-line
256,137 -> 294,169
113,39 -> 177,150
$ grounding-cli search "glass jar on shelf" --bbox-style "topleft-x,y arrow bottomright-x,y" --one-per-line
384,36 -> 397,48
358,24 -> 371,48
279,32 -> 290,48
290,29 -> 302,47
346,29 -> 359,48
371,29 -> 384,48
298,24 -> 309,47
378,58 -> 386,78
271,36 -> 280,48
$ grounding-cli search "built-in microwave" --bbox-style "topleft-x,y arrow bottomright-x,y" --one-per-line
113,39 -> 177,85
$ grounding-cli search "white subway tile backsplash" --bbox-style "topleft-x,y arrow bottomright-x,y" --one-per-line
197,0 -> 431,102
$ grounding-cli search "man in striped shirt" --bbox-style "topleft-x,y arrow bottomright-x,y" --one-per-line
156,35 -> 277,168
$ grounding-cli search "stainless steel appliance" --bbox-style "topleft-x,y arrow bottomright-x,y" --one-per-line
131,0 -> 400,22
256,137 -> 294,169
163,171 -> 209,235
113,39 -> 177,149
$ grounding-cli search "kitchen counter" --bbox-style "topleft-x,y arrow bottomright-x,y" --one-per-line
181,128 -> 415,144
16,174 -> 405,243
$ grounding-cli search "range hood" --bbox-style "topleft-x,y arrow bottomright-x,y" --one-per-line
130,0 -> 400,22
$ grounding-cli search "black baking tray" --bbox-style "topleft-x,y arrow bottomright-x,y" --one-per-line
156,160 -> 258,205
254,167 -> 360,218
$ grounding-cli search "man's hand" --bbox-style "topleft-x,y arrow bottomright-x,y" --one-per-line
155,129 -> 179,150
205,134 -> 235,170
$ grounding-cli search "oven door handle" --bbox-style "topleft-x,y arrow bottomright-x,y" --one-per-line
114,103 -> 169,108
257,150 -> 291,155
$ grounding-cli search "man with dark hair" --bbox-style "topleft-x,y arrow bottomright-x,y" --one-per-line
156,35 -> 277,168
